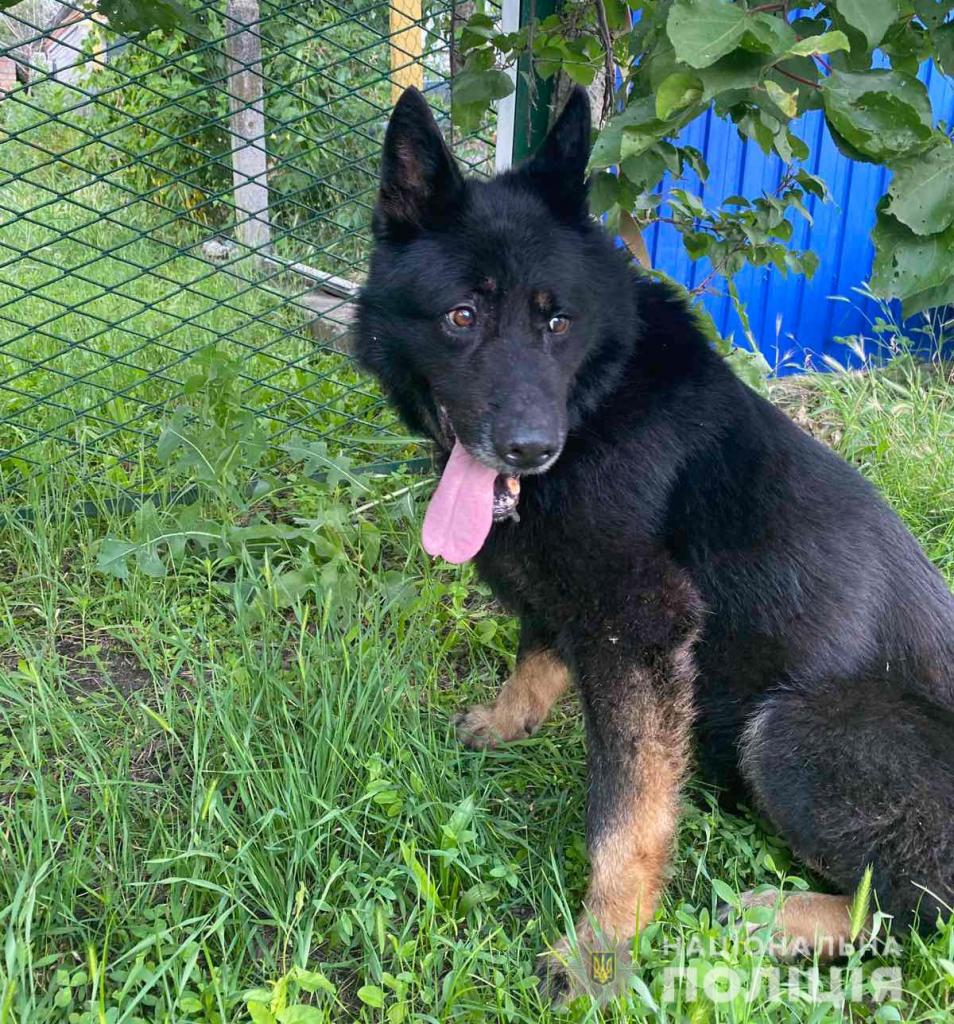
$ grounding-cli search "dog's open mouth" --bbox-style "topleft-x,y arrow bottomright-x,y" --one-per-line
422,408 -> 520,564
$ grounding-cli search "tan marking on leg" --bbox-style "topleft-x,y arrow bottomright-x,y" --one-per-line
454,650 -> 568,749
581,641 -> 697,941
542,720 -> 691,1004
738,889 -> 866,961
584,733 -> 687,939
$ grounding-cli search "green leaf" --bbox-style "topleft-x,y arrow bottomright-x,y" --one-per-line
588,96 -> 658,169
657,142 -> 683,176
822,69 -> 934,163
620,148 -> 667,191
451,101 -> 485,135
460,882 -> 499,913
589,172 -> 620,215
886,142 -> 954,236
683,231 -> 712,259
621,125 -> 663,161
277,1007 -> 326,1024
902,276 -> 954,315
667,0 -> 747,69
97,0 -> 200,35
564,61 -> 598,87
400,842 -> 441,910
630,973 -> 660,1012
739,901 -> 777,926
247,1002 -> 277,1024
835,0 -> 899,50
735,110 -> 775,154
136,543 -> 167,579
786,130 -> 810,162
711,878 -> 741,909
453,68 -> 514,106
740,13 -> 797,56
655,72 -> 703,120
870,209 -> 954,316
798,249 -> 820,278
156,406 -> 188,465
697,50 -> 771,101
357,985 -> 385,1008
668,1 -> 796,68
786,30 -> 851,57
764,80 -> 797,120
932,22 -> 954,77
96,538 -> 137,580
796,169 -> 828,200
849,864 -> 873,940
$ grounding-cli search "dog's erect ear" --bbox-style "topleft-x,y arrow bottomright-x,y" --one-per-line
515,87 -> 591,221
373,87 -> 464,241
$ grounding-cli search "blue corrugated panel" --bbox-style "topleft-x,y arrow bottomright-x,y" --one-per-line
644,63 -> 954,373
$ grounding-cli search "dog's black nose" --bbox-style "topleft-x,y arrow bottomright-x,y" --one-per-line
499,434 -> 556,470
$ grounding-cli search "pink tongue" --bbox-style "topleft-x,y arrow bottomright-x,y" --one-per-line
422,439 -> 498,564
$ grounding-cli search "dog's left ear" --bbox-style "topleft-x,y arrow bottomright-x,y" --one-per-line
373,87 -> 464,241
514,87 -> 591,222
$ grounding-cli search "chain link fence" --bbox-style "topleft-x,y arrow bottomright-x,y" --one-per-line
0,0 -> 497,495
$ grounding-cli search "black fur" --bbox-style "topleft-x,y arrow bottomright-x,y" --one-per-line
357,87 -> 954,937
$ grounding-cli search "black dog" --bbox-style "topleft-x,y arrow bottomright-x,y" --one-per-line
356,86 -> 954,1000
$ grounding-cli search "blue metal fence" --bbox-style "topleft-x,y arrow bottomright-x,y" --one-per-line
645,61 -> 954,372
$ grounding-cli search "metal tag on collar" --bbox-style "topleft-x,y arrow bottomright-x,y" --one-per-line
492,476 -> 521,523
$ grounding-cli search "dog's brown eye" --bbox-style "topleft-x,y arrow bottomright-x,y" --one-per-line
446,306 -> 477,330
548,315 -> 571,335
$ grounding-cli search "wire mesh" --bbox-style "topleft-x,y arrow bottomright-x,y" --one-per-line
0,0 -> 496,495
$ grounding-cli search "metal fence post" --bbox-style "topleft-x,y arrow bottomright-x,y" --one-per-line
510,0 -> 558,164
225,0 -> 270,255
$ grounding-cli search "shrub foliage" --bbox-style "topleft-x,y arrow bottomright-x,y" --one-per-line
455,0 -> 954,319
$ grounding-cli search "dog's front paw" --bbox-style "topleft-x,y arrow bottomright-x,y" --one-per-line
534,927 -> 631,1008
452,703 -> 538,749
534,945 -> 575,1007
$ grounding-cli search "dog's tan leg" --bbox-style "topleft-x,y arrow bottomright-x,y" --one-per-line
454,649 -> 568,749
735,889 -> 867,961
545,704 -> 690,997
540,612 -> 699,1005
583,728 -> 685,934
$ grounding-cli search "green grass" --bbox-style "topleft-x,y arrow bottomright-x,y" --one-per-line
794,358 -> 954,577
2,351 -> 953,1023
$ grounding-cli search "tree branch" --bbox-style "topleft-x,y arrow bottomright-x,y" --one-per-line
593,0 -> 615,124
776,66 -> 821,90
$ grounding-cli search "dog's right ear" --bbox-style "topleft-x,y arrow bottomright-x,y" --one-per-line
373,88 -> 464,242
513,87 -> 591,222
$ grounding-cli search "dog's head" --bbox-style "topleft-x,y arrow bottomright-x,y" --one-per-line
356,86 -> 634,476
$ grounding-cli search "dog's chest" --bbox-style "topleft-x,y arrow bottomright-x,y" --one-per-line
476,520 -> 554,615
474,482 -> 620,624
